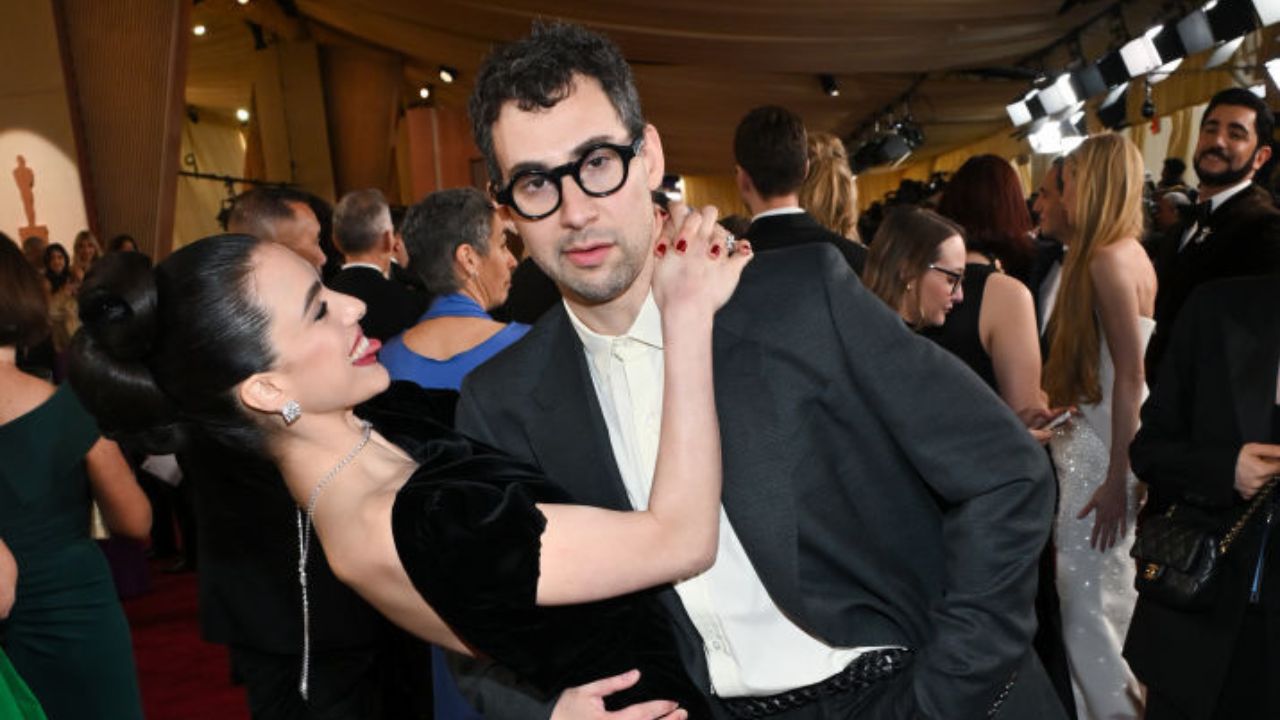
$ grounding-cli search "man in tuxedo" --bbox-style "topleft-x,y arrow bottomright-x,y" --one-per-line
227,187 -> 328,271
733,105 -> 867,275
1127,274 -> 1280,719
329,189 -> 427,341
1146,87 -> 1280,380
1028,157 -> 1069,354
454,22 -> 1062,719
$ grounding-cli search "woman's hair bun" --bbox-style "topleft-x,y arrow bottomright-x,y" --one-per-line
77,251 -> 158,363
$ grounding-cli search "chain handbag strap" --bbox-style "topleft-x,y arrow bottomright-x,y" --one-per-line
1218,477 -> 1279,554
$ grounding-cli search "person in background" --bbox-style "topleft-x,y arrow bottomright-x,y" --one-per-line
70,230 -> 101,284
1043,133 -> 1156,720
227,187 -> 328,271
799,132 -> 862,242
1127,275 -> 1280,720
328,189 -> 428,342
380,188 -> 526,390
107,235 -> 138,254
0,239 -> 150,720
1158,157 -> 1188,189
735,105 -> 867,274
863,207 -> 967,330
937,154 -> 1035,283
20,236 -> 45,270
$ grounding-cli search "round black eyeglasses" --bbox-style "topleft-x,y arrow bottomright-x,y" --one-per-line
493,138 -> 645,221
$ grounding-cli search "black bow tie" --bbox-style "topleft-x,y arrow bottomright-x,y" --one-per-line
1195,201 -> 1213,228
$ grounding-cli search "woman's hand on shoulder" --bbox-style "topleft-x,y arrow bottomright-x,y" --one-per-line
551,670 -> 688,720
651,202 -> 752,326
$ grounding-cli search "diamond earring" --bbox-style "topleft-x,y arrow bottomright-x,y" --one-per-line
281,400 -> 302,425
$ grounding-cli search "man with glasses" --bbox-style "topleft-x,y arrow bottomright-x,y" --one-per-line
455,21 -> 1063,720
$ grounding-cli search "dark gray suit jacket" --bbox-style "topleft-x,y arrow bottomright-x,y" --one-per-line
455,245 -> 1062,719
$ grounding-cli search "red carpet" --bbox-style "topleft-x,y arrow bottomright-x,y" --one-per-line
123,566 -> 249,720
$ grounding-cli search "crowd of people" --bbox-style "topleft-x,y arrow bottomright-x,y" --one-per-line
2,20 -> 1279,720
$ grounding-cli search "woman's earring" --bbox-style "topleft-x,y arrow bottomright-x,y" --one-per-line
281,400 -> 302,425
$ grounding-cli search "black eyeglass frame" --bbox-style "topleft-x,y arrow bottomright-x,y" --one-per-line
927,263 -> 964,294
491,137 -> 645,221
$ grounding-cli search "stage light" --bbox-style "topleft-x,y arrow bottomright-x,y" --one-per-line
1071,64 -> 1108,99
438,66 -> 457,84
1097,50 -> 1130,87
1148,58 -> 1184,84
235,108 -> 250,123
237,0 -> 251,4
1177,10 -> 1217,54
1254,0 -> 1280,25
1207,0 -> 1258,41
1149,23 -> 1189,64
1006,101 -> 1033,127
1267,58 -> 1280,90
1120,36 -> 1163,76
820,74 -> 840,97
1204,36 -> 1245,68
1038,74 -> 1079,115
193,24 -> 207,36
418,86 -> 431,100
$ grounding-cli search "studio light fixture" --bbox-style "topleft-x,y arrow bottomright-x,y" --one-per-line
1071,64 -> 1108,100
1206,0 -> 1258,41
1254,0 -> 1280,25
438,66 -> 458,84
820,74 -> 840,97
418,85 -> 432,100
1204,36 -> 1245,68
193,24 -> 207,36
1120,35 -> 1163,77
1177,10 -> 1217,54
237,0 -> 251,4
1266,57 -> 1280,90
235,108 -> 251,123
1006,101 -> 1033,127
1038,74 -> 1079,115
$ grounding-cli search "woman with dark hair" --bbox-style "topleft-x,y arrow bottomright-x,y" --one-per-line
69,213 -> 748,718
107,234 -> 138,253
0,235 -> 150,720
41,244 -> 71,294
41,244 -> 78,360
937,154 -> 1035,282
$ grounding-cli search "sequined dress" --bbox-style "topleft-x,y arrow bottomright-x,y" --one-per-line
1049,316 -> 1154,720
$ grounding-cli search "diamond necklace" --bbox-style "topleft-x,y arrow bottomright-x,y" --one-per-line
295,419 -> 373,699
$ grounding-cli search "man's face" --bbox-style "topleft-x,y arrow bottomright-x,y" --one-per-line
1154,196 -> 1182,231
1194,104 -> 1271,189
488,74 -> 663,307
1033,164 -> 1069,243
275,201 -> 326,270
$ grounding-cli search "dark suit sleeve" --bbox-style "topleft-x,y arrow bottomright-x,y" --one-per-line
451,382 -> 558,720
816,252 -> 1055,718
1131,285 -> 1241,508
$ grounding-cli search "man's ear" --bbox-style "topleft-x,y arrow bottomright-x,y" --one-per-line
642,123 -> 665,190
1254,142 -> 1273,171
454,242 -> 478,276
735,165 -> 755,197
238,372 -> 289,417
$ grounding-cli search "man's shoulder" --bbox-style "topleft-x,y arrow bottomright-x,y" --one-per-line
328,265 -> 386,292
463,305 -> 564,391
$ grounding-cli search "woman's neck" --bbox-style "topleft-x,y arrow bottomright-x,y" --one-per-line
274,409 -> 412,510
0,347 -> 15,366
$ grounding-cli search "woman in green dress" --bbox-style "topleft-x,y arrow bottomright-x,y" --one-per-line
0,235 -> 151,719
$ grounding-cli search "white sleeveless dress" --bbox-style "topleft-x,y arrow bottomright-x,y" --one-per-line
1049,316 -> 1155,720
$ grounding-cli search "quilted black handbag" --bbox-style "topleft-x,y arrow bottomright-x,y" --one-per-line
1131,479 -> 1277,610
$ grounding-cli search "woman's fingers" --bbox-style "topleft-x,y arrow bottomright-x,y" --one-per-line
576,669 -> 641,697
609,700 -> 683,720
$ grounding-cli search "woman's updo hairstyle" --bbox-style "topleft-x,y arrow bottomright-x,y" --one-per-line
69,234 -> 276,456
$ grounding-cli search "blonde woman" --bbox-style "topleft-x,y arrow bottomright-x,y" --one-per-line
1044,133 -> 1156,720
799,132 -> 860,241
70,230 -> 101,283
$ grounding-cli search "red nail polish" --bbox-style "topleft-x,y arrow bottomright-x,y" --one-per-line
710,245 -> 721,257
656,243 -> 667,257
675,239 -> 687,252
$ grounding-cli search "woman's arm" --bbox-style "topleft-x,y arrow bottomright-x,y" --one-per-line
1081,248 -> 1146,550
0,537 -> 16,619
979,273 -> 1045,417
535,205 -> 750,605
86,438 -> 152,541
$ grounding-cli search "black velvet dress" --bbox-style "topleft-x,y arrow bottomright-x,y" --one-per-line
357,383 -> 710,717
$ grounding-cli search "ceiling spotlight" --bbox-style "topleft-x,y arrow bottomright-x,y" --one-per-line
438,66 -> 458,84
235,108 -> 250,123
237,0 -> 251,4
820,74 -> 840,97
193,24 -> 207,36
418,85 -> 432,100
1006,100 -> 1033,127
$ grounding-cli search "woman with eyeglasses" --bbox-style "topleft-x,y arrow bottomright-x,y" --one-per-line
1044,133 -> 1155,720
865,207 -> 1056,434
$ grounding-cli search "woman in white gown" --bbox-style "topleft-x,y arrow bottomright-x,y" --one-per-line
1044,133 -> 1157,720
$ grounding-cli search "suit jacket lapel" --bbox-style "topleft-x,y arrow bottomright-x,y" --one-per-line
1224,304 -> 1280,442
526,310 -> 633,511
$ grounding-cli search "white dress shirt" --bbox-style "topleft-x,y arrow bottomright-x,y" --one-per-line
339,261 -> 389,278
1178,178 -> 1253,251
1038,255 -> 1063,334
750,206 -> 805,223
566,293 -> 885,697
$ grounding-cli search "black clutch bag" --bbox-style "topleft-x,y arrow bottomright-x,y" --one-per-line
1131,479 -> 1277,610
